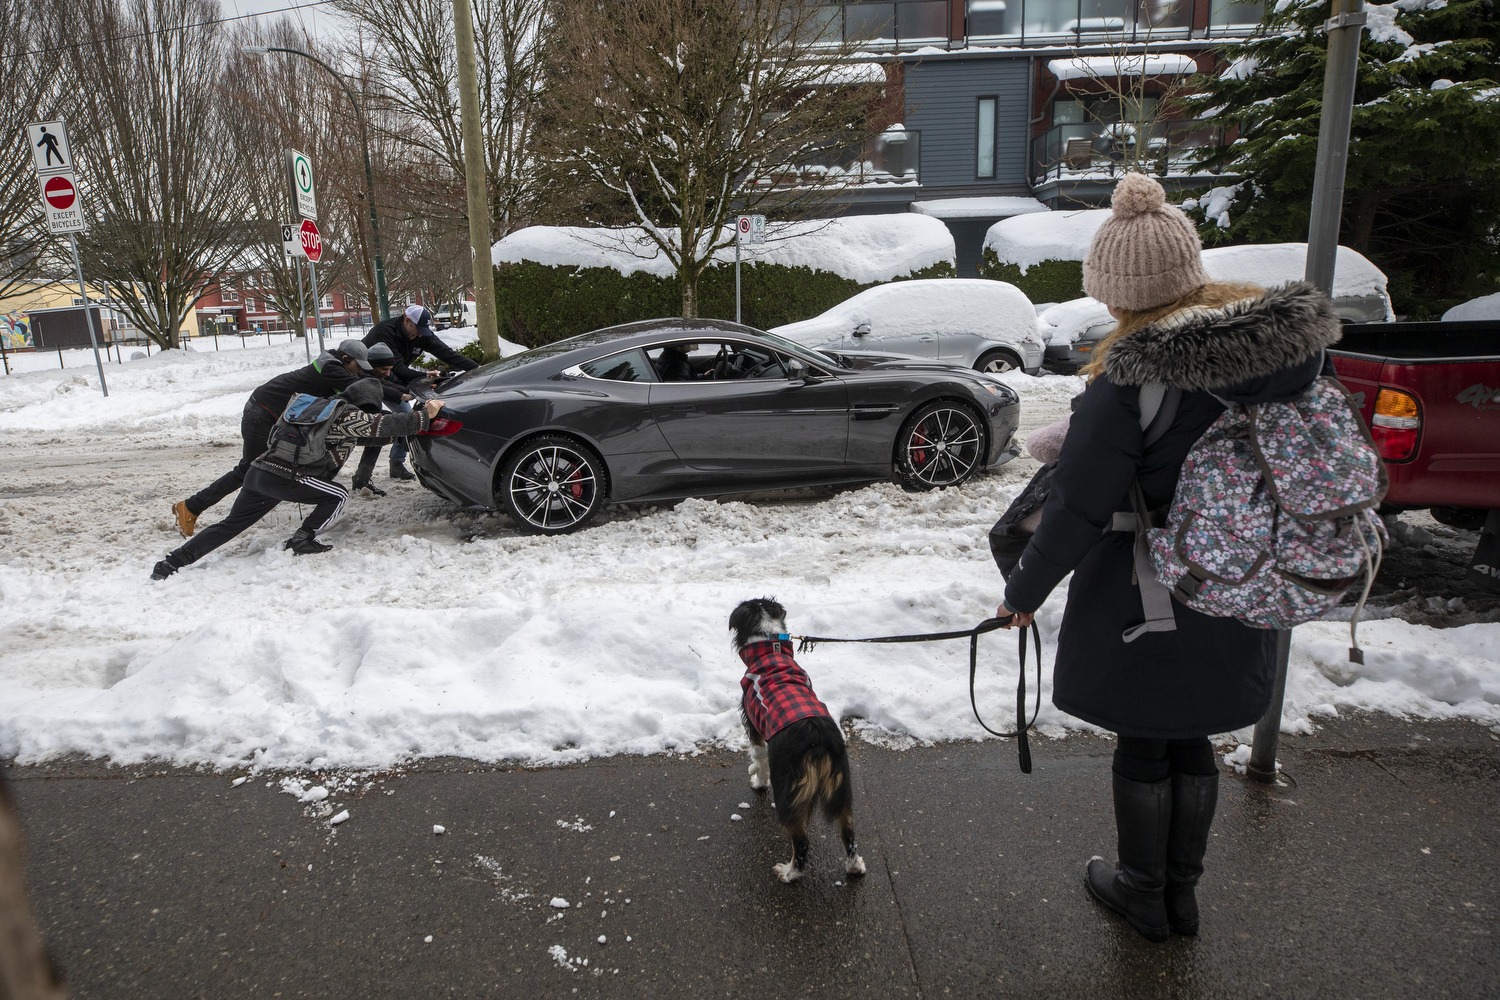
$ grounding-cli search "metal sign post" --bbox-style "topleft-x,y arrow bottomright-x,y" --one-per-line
734,214 -> 765,325
305,260 -> 325,353
283,221 -> 310,361
28,119 -> 107,396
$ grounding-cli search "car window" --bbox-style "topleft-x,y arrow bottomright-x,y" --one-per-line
580,348 -> 657,383
650,340 -> 791,381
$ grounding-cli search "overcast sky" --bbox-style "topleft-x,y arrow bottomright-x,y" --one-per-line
221,0 -> 348,44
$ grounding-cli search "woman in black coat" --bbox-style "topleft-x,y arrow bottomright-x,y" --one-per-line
999,174 -> 1343,942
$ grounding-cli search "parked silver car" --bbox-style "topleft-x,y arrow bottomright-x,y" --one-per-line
772,278 -> 1045,375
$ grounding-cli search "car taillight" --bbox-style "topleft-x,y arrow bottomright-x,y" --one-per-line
419,418 -> 463,437
1370,388 -> 1420,461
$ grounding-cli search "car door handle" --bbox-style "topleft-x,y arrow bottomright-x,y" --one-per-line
918,335 -> 936,342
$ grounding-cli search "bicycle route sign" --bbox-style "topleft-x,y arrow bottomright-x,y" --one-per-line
287,149 -> 318,221
28,120 -> 85,234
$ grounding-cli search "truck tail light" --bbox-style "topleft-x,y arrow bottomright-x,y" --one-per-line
419,418 -> 463,437
1370,388 -> 1420,461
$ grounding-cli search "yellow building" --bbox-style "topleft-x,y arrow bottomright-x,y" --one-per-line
1,278 -> 197,349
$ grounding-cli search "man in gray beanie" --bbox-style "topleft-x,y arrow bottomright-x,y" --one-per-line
152,379 -> 446,579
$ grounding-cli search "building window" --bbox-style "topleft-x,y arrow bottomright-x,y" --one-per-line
225,289 -> 238,302
976,97 -> 997,179
1052,99 -> 1086,125
321,295 -> 333,310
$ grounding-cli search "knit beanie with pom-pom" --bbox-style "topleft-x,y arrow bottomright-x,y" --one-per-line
1083,172 -> 1210,311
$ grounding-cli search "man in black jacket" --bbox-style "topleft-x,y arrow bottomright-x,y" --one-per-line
170,339 -> 375,537
363,305 -> 477,481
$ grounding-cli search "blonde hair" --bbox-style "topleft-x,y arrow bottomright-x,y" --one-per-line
1081,282 -> 1265,381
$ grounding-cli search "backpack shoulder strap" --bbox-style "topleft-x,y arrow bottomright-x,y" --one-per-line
1138,382 -> 1182,449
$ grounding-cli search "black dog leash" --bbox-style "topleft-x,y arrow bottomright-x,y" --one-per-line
794,616 -> 1042,774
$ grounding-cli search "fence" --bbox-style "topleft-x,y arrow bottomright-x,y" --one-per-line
1032,118 -> 1224,184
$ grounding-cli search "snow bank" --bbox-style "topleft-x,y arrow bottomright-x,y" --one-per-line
770,279 -> 1037,347
909,197 -> 1050,220
1443,292 -> 1500,322
492,216 -> 956,285
984,210 -> 1109,272
1046,54 -> 1199,81
1202,244 -> 1394,318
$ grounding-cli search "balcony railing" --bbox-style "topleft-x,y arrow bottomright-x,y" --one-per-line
1033,118 -> 1223,184
810,0 -> 1263,46
757,129 -> 921,188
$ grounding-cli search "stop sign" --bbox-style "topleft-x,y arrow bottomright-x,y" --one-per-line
299,219 -> 323,263
44,174 -> 76,210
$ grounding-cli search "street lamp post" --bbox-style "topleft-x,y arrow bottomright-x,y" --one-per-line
243,44 -> 391,322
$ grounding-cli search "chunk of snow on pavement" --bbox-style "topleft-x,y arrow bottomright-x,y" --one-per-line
329,810 -> 350,825
433,824 -> 446,835
551,898 -> 570,908
231,776 -> 247,786
730,814 -> 742,821
548,945 -> 578,972
1443,292 -> 1500,322
738,802 -> 750,809
1222,744 -> 1252,774
557,817 -> 592,833
493,215 -> 954,284
424,935 -> 433,943
598,935 -> 607,944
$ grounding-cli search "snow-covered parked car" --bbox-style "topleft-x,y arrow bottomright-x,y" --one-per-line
1037,243 -> 1395,373
771,278 -> 1045,375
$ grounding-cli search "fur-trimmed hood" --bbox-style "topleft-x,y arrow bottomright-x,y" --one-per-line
1103,282 -> 1341,392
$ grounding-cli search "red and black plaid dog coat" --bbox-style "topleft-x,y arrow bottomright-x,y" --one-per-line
739,639 -> 831,739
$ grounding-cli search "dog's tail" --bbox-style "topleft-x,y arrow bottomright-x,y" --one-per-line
783,718 -> 853,826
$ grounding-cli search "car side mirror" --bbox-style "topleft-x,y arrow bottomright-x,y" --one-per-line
786,358 -> 807,381
853,323 -> 871,338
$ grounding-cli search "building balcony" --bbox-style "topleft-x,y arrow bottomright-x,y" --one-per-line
756,128 -> 922,189
810,0 -> 1264,48
1033,118 -> 1223,185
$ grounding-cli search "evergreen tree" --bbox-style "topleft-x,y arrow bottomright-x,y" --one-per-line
1185,0 -> 1500,317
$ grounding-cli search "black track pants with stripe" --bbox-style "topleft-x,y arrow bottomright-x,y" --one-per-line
166,466 -> 348,568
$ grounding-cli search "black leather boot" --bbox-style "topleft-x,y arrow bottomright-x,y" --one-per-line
1086,771 -> 1171,942
285,531 -> 333,555
1164,771 -> 1219,936
389,461 -> 416,481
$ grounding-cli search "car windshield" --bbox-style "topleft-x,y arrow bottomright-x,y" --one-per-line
742,329 -> 850,370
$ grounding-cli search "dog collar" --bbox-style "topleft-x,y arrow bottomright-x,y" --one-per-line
764,632 -> 790,642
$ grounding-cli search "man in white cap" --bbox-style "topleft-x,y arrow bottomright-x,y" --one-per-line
169,339 -> 375,537
363,304 -> 478,480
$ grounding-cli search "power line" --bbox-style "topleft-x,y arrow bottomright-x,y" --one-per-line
3,0 -> 340,60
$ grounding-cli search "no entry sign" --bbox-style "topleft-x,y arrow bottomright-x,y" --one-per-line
299,219 -> 323,263
44,174 -> 76,210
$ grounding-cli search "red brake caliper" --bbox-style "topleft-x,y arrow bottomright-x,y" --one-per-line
566,464 -> 584,499
912,427 -> 930,466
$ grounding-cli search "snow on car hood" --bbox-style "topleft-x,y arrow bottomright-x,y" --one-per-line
772,279 -> 1037,348
1037,297 -> 1114,346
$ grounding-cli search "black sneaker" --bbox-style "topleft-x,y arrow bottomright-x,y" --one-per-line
352,478 -> 387,497
151,559 -> 178,580
388,463 -> 416,482
285,533 -> 334,555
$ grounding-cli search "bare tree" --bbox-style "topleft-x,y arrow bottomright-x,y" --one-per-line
334,0 -> 551,242
0,0 -> 68,302
544,0 -> 885,318
55,0 -> 254,349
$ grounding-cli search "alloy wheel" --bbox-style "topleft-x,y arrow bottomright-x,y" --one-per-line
502,439 -> 604,533
900,405 -> 984,489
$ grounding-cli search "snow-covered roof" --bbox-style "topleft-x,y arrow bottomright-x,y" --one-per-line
770,278 -> 1036,347
1046,54 -> 1199,81
1442,292 -> 1500,322
492,215 -> 955,285
984,209 -> 1109,271
909,196 -> 1050,220
1201,244 -> 1392,318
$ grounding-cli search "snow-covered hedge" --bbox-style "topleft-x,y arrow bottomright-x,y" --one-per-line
491,217 -> 957,344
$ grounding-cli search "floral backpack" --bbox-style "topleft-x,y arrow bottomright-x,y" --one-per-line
1121,374 -> 1388,663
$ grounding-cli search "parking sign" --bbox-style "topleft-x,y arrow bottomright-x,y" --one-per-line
737,215 -> 766,245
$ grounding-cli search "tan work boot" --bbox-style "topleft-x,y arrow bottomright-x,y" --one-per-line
172,501 -> 197,538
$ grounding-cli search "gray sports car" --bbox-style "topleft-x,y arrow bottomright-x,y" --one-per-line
410,318 -> 1021,534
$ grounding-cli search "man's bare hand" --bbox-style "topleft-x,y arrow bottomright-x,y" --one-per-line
401,393 -> 415,401
424,399 -> 446,419
998,606 -> 1035,629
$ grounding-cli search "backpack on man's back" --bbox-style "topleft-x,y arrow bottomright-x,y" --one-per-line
263,393 -> 350,478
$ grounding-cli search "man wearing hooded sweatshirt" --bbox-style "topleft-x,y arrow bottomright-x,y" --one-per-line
169,339 -> 377,537
363,305 -> 477,481
151,379 -> 445,579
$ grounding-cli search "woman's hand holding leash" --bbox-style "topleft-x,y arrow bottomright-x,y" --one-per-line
997,603 -> 1035,629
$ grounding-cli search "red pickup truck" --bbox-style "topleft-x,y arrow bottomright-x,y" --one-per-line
1330,320 -> 1500,586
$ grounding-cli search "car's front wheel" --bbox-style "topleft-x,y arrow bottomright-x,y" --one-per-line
896,401 -> 986,491
976,348 -> 1024,375
499,435 -> 607,534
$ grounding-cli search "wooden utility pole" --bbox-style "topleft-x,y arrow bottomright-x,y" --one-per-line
452,0 -> 499,360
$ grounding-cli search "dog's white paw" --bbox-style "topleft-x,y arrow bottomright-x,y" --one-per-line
748,760 -> 769,790
773,861 -> 803,883
845,854 -> 867,876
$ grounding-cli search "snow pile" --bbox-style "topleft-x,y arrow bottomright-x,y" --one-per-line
909,197 -> 1049,220
1201,244 -> 1394,319
984,210 -> 1109,271
770,279 -> 1037,348
1443,292 -> 1500,322
492,216 -> 956,285
1036,297 -> 1113,346
1046,54 -> 1199,81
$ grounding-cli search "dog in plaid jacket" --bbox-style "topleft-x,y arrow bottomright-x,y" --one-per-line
731,597 -> 866,883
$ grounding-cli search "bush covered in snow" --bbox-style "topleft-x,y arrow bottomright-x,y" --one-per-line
490,217 -> 957,345
976,209 -> 1108,303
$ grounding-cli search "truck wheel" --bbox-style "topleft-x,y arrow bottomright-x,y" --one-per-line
1430,506 -> 1490,531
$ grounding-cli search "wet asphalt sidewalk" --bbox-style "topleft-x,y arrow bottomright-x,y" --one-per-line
4,713 -> 1497,1000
